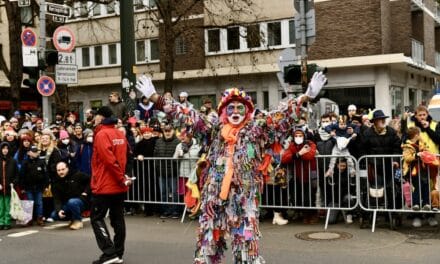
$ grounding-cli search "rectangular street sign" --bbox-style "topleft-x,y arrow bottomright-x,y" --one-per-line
18,0 -> 30,7
52,15 -> 66,23
55,64 -> 77,84
46,2 -> 71,18
22,46 -> 38,67
58,52 -> 76,65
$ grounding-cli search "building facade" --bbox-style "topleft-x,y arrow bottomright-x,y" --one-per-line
0,0 -> 439,120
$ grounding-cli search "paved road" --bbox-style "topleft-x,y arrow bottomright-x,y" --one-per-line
0,215 -> 440,264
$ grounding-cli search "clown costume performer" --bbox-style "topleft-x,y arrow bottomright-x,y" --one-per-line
135,72 -> 327,264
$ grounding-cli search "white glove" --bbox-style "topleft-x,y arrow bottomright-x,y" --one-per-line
177,149 -> 184,157
135,75 -> 156,98
0,184 -> 2,190
305,71 -> 327,99
137,155 -> 144,161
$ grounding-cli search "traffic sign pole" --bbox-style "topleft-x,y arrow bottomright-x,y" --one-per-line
39,0 -> 51,124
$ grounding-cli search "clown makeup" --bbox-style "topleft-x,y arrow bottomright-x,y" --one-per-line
226,101 -> 246,126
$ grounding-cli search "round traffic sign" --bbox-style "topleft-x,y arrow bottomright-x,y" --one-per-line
52,26 -> 75,52
21,28 -> 37,47
37,76 -> 56,97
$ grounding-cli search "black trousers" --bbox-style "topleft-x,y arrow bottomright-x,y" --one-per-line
91,193 -> 126,258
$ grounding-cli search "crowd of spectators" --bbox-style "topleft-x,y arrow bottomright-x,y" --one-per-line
0,89 -> 439,230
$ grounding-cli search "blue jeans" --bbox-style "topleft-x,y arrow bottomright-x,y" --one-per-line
159,175 -> 178,214
26,191 -> 43,218
51,198 -> 85,221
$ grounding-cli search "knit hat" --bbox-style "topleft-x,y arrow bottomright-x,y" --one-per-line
59,130 -> 69,140
83,128 -> 93,138
217,87 -> 254,114
179,91 -> 188,97
140,127 -> 153,134
96,106 -> 113,118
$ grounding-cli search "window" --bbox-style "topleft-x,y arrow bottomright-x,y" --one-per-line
227,27 -> 240,50
289,20 -> 296,44
107,1 -> 116,14
208,29 -> 220,52
134,0 -> 145,10
149,0 -> 157,8
268,22 -> 281,46
246,24 -> 260,48
150,39 -> 159,61
92,3 -> 101,16
108,44 -> 117,64
175,36 -> 187,55
82,47 -> 90,67
136,40 -> 146,62
94,46 -> 102,66
74,2 -> 88,17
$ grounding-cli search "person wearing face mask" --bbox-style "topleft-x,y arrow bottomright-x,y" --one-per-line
58,130 -> 79,173
281,127 -> 318,224
77,129 -> 94,176
313,113 -> 336,208
360,109 -> 401,228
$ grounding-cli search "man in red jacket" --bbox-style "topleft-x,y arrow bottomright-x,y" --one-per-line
90,106 -> 132,264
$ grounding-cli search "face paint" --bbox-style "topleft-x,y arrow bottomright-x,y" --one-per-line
226,102 -> 246,125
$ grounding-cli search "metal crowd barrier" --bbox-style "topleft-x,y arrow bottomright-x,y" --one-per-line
126,154 -> 440,232
358,154 -> 440,232
126,155 -> 359,228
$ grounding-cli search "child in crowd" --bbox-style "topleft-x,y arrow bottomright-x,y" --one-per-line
0,142 -> 18,230
326,158 -> 356,224
19,145 -> 48,226
325,115 -> 358,177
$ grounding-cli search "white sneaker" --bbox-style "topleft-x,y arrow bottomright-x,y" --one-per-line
346,214 -> 353,224
412,217 -> 422,228
428,217 -> 438,227
114,257 -> 124,264
46,217 -> 54,223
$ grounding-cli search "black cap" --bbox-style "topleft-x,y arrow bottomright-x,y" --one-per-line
96,106 -> 113,118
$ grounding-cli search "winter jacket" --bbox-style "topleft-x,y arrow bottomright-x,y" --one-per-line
173,138 -> 201,178
19,157 -> 48,192
0,142 -> 18,195
154,135 -> 180,177
91,121 -> 128,195
77,142 -> 93,176
281,140 -> 317,183
52,170 -> 90,211
361,126 -> 401,156
405,115 -> 440,154
107,101 -> 127,121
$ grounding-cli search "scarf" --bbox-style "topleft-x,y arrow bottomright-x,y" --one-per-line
219,122 -> 245,200
318,127 -> 331,141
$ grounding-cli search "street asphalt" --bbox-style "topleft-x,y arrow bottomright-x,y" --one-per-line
0,213 -> 440,264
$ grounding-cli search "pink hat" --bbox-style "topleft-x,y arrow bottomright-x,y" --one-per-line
59,130 -> 69,140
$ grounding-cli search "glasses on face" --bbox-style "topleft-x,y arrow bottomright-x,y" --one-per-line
163,130 -> 172,133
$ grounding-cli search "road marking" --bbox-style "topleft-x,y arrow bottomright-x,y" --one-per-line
43,223 -> 69,230
7,230 -> 39,237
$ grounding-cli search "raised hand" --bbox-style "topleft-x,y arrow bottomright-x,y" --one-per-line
305,71 -> 327,99
135,75 -> 156,98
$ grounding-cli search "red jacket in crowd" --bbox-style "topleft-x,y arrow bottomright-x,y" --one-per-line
91,123 -> 128,195
281,140 -> 317,183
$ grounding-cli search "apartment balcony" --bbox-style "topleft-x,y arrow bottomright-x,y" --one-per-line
411,0 -> 440,24
411,38 -> 425,66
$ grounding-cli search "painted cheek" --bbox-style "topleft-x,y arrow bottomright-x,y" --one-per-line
237,106 -> 246,115
226,106 -> 234,116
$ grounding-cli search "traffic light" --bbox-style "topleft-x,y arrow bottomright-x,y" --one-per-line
22,66 -> 39,89
45,50 -> 58,66
284,63 -> 328,89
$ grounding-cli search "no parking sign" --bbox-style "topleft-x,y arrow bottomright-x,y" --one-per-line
37,76 -> 56,97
